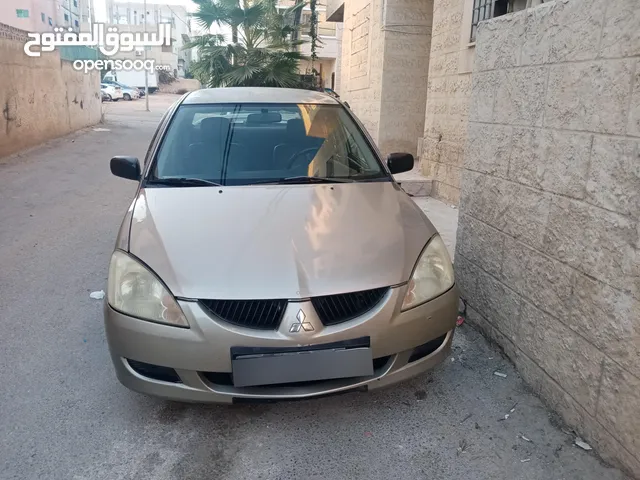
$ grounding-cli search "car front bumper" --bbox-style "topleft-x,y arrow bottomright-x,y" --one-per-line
104,285 -> 459,403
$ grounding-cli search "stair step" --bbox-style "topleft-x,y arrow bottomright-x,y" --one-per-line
393,168 -> 432,197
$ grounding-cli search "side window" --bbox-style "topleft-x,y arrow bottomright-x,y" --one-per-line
143,109 -> 172,169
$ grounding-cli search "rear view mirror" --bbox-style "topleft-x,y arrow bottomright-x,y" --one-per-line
246,112 -> 282,124
110,156 -> 141,181
386,152 -> 414,174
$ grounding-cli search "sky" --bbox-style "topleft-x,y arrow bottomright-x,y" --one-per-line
94,0 -> 200,23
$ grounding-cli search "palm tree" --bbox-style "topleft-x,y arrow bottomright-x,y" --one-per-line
187,0 -> 307,88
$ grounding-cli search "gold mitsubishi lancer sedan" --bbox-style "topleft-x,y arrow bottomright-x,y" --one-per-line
105,87 -> 459,403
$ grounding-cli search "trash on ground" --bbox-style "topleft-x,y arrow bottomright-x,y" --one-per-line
575,438 -> 592,451
456,315 -> 465,326
493,371 -> 507,378
457,439 -> 467,456
520,434 -> 532,443
520,458 -> 531,463
364,431 -> 373,437
509,403 -> 518,413
460,413 -> 472,424
93,128 -> 111,132
90,290 -> 105,300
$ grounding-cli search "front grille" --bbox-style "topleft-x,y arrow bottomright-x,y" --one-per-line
200,299 -> 287,330
311,287 -> 389,326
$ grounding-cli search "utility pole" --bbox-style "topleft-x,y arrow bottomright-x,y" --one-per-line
144,0 -> 150,111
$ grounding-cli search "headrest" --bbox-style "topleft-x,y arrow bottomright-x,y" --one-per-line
286,118 -> 306,137
200,117 -> 231,137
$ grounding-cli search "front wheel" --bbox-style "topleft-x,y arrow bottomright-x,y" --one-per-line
112,98 -> 119,102
123,93 -> 131,101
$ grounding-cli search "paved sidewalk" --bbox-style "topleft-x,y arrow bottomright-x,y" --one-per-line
412,196 -> 459,259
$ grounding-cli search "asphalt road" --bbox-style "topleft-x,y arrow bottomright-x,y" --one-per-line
0,96 -> 628,480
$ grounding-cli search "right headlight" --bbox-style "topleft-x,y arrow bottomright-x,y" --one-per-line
107,250 -> 188,327
401,234 -> 455,311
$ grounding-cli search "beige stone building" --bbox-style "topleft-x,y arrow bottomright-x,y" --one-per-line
326,0 -> 543,204
328,0 -> 640,477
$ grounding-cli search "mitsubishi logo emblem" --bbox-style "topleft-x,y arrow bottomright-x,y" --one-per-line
289,309 -> 314,333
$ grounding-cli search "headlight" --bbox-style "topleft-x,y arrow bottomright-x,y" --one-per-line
107,250 -> 188,327
401,234 -> 455,311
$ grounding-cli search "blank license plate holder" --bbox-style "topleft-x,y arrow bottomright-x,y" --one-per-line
230,337 -> 373,388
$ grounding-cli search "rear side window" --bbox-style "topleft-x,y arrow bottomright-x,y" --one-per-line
152,103 -> 387,186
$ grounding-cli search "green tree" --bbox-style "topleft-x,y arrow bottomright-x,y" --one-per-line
187,0 -> 308,88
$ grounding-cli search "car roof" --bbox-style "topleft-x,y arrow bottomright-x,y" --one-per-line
182,87 -> 341,105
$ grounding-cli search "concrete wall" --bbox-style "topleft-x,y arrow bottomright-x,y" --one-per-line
0,23 -> 101,159
455,0 -> 640,476
339,0 -> 432,157
420,0 -> 475,205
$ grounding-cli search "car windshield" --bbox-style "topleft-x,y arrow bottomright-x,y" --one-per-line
150,103 -> 389,186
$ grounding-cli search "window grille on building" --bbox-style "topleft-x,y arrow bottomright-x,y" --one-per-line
470,0 -> 509,41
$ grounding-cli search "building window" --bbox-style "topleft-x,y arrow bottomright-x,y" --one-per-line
48,17 -> 53,25
470,0 -> 509,41
73,0 -> 77,6
16,9 -> 29,18
75,19 -> 79,27
41,12 -> 45,22
64,13 -> 69,21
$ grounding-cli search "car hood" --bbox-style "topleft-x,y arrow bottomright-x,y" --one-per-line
128,182 -> 435,299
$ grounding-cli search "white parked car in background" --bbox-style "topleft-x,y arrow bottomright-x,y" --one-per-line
101,83 -> 124,102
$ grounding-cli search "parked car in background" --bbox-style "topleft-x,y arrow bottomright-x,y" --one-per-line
100,83 -> 123,102
115,83 -> 140,101
105,87 -> 458,403
103,70 -> 158,93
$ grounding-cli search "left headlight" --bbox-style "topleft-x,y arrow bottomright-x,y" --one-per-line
401,234 -> 455,311
107,250 -> 189,327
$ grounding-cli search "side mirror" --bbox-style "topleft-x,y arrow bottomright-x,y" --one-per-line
386,152 -> 414,174
110,156 -> 141,181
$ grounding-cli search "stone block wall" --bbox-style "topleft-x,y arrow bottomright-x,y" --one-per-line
338,0 -> 432,157
338,0 -> 385,140
455,0 -> 640,476
0,23 -> 101,158
376,0 -> 433,157
420,0 -> 475,205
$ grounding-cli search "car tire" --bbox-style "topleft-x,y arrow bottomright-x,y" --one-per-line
113,98 -> 119,102
124,93 -> 131,101
107,94 -> 113,102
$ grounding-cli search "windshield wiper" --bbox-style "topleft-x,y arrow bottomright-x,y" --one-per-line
251,176 -> 355,185
147,177 -> 222,187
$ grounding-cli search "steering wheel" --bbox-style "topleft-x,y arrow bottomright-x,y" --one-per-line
286,147 -> 320,170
